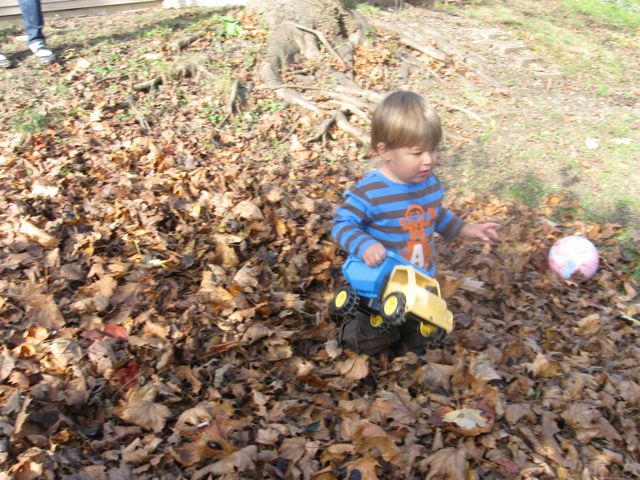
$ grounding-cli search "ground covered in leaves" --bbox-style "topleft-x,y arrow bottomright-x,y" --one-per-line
1,3 -> 640,480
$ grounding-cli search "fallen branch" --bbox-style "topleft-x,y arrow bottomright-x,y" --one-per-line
308,110 -> 368,145
445,104 -> 483,123
334,84 -> 384,103
620,314 -> 640,327
126,95 -> 151,131
218,77 -> 242,127
286,21 -> 348,68
326,100 -> 369,121
133,76 -> 162,92
171,34 -> 203,53
399,36 -> 448,63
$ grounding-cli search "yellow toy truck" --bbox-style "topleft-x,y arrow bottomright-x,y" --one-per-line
333,252 -> 453,340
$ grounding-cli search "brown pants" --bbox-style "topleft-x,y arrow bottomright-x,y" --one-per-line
337,310 -> 437,356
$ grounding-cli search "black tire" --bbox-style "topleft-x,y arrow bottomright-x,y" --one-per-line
333,286 -> 359,317
419,322 -> 446,343
381,292 -> 406,325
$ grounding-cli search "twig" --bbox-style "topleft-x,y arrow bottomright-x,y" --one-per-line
126,95 -> 151,131
132,76 -> 162,92
399,36 -> 448,63
335,84 -> 384,103
308,109 -> 368,145
334,110 -> 368,145
172,34 -> 202,53
308,110 -> 341,143
445,104 -> 483,123
219,77 -> 242,127
326,100 -> 369,121
285,21 -> 348,68
225,78 -> 241,116
620,314 -> 640,327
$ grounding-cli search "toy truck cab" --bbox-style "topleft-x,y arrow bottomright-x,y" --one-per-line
333,252 -> 453,339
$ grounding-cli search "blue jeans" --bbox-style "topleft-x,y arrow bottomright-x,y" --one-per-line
18,0 -> 46,51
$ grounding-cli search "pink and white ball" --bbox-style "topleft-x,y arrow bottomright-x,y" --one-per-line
548,235 -> 599,280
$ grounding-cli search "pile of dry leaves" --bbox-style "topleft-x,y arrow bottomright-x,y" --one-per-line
1,8 -> 639,480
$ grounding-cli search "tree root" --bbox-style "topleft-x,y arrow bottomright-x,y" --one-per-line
133,77 -> 163,92
308,109 -> 368,145
285,21 -> 348,68
171,34 -> 203,53
444,104 -> 483,123
399,36 -> 449,63
126,95 -> 151,131
132,53 -> 211,93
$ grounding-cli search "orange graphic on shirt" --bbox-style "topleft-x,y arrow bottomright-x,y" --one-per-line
399,204 -> 436,268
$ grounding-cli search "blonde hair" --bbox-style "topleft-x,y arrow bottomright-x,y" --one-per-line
371,91 -> 442,151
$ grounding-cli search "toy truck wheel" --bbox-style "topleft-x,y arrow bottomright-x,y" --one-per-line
381,292 -> 406,324
333,286 -> 359,316
369,314 -> 384,328
419,322 -> 446,342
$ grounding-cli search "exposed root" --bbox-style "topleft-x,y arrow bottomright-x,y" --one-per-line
285,21 -> 348,68
171,34 -> 203,53
133,77 -> 162,92
399,36 -> 449,63
308,109 -> 368,145
445,104 -> 483,123
277,87 -> 323,113
326,100 -> 369,121
126,95 -> 151,131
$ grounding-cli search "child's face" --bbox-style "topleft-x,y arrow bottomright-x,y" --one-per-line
377,143 -> 437,184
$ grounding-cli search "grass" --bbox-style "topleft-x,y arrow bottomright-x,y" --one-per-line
431,0 -> 640,237
10,107 -> 62,134
563,0 -> 640,29
434,0 -> 639,92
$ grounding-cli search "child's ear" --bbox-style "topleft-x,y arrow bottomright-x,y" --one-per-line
376,142 -> 391,160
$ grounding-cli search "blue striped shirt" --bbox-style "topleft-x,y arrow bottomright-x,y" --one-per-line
332,170 -> 465,275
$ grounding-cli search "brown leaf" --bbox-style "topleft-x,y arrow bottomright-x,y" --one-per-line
576,313 -> 601,336
192,445 -> 257,479
0,350 -> 16,382
19,219 -> 58,248
117,384 -> 171,433
231,199 -> 263,220
345,453 -> 379,480
425,447 -> 466,480
18,286 -> 65,329
527,352 -> 563,378
339,355 -> 369,381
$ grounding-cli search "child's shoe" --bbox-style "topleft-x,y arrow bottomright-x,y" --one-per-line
0,50 -> 12,68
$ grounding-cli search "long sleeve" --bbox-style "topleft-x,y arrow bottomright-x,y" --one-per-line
435,206 -> 465,242
332,188 -> 378,259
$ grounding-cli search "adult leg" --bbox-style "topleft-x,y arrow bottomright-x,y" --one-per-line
338,311 -> 400,356
18,0 -> 56,64
19,0 -> 45,51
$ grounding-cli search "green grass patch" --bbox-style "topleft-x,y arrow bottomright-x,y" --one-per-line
10,108 -> 62,134
563,0 -> 640,29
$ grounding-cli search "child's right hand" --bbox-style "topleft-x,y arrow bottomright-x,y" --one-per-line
363,242 -> 387,267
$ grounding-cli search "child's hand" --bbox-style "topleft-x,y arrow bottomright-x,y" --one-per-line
363,242 -> 387,267
460,223 -> 500,244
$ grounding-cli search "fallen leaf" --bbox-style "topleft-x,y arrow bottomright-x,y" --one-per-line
425,447 -> 466,480
339,355 -> 369,381
117,384 -> 171,432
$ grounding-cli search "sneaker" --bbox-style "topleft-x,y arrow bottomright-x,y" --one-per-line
0,51 -> 12,69
33,48 -> 57,65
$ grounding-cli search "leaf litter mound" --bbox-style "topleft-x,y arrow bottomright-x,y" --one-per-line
1,7 -> 640,480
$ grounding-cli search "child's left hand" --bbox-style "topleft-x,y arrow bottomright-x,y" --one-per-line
460,223 -> 500,244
